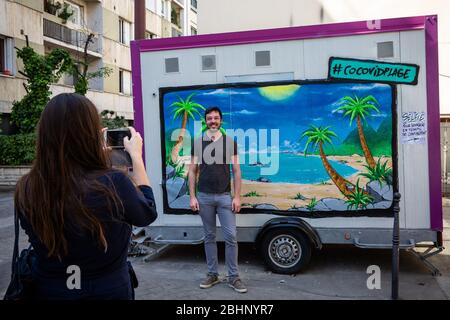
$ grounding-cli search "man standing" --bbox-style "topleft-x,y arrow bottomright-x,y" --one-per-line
188,106 -> 247,293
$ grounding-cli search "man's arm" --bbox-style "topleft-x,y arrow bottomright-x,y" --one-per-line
231,154 -> 242,213
188,156 -> 199,211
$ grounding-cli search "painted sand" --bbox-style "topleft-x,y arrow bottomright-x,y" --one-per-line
237,155 -> 392,210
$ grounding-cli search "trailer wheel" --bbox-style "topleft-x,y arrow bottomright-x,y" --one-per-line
260,228 -> 312,274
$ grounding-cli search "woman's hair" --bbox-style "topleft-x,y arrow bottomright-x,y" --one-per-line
15,93 -> 123,259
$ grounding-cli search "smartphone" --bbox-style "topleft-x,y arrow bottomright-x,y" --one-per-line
105,128 -> 131,149
105,128 -> 133,169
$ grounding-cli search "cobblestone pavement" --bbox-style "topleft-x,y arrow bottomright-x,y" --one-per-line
1,190 -> 449,300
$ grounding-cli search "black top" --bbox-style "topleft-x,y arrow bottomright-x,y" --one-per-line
191,134 -> 237,194
18,170 -> 157,279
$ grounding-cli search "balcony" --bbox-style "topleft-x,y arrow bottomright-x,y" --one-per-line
171,27 -> 183,37
43,18 -> 101,55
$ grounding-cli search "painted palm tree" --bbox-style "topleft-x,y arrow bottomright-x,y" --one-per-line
335,95 -> 380,169
301,125 -> 355,197
170,93 -> 205,163
346,179 -> 374,210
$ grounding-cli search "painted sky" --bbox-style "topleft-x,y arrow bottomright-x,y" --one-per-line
162,82 -> 392,151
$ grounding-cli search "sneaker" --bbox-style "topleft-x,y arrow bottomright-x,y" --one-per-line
228,278 -> 247,293
199,274 -> 220,289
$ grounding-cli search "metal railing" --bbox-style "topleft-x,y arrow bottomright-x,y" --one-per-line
43,19 -> 101,54
171,27 -> 183,37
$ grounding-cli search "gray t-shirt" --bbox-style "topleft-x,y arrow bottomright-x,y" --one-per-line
191,134 -> 237,194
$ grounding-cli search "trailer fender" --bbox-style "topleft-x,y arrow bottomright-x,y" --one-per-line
255,217 -> 322,250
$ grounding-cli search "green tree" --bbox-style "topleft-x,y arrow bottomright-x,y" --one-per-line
335,95 -> 380,169
169,93 -> 205,163
72,33 -> 112,95
11,46 -> 73,133
301,125 -> 355,197
100,110 -> 127,129
57,3 -> 74,24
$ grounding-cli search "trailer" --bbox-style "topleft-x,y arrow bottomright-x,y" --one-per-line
130,15 -> 443,274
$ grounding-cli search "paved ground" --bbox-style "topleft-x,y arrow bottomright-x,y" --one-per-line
1,189 -> 449,300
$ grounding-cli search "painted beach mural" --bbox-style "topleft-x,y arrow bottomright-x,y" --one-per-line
161,82 -> 394,215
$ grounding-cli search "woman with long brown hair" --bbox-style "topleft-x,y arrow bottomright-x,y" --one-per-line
14,93 -> 157,300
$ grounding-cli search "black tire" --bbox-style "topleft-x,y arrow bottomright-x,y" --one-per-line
260,228 -> 312,274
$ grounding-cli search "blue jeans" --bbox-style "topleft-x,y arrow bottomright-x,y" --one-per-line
197,192 -> 239,279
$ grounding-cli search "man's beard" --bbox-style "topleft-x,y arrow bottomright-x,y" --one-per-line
208,125 -> 220,132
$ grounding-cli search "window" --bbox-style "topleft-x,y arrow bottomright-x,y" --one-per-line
191,0 -> 197,11
54,1 -> 83,25
161,0 -> 166,17
0,35 -> 14,75
146,0 -> 157,13
171,7 -> 182,29
66,2 -> 83,25
119,69 -> 132,95
190,26 -> 197,35
171,28 -> 183,37
119,18 -> 131,45
60,63 -> 81,86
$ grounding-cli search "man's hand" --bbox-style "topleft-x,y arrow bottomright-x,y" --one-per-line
232,197 -> 241,213
190,196 -> 200,212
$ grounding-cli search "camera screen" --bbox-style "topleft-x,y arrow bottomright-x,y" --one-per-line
107,129 -> 131,148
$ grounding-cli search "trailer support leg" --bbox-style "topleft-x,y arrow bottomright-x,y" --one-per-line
142,243 -> 172,263
408,246 -> 444,277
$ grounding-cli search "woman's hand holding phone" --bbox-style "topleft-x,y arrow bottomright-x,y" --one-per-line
123,127 -> 143,159
123,127 -> 150,187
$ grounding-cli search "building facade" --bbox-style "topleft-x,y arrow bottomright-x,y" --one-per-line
0,0 -> 197,133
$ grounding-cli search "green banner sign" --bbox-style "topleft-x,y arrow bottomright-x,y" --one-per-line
329,57 -> 419,85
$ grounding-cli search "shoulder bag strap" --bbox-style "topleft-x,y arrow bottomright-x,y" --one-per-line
11,207 -> 20,276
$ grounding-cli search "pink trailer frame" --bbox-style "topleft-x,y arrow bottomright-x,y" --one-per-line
131,15 -> 442,232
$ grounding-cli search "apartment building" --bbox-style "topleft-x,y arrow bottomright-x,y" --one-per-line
145,0 -> 198,38
0,0 -> 197,133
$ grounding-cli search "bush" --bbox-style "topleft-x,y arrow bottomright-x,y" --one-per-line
100,110 -> 127,129
1,45 -> 71,166
0,133 -> 36,165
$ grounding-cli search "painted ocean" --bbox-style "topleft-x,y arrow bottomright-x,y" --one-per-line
240,152 -> 358,184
